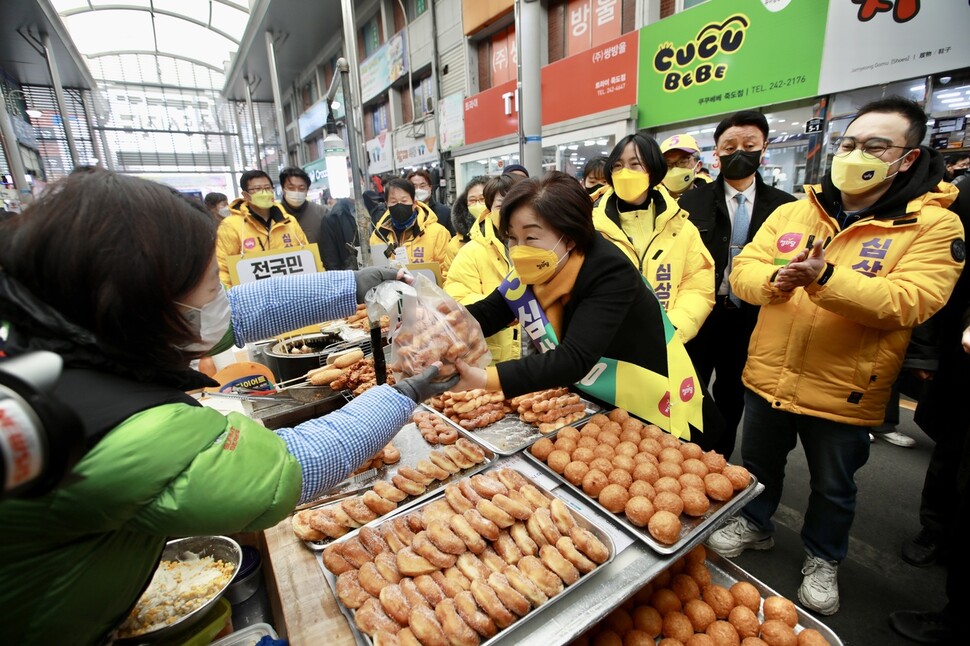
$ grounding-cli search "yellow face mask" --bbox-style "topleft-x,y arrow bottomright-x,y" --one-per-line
662,167 -> 695,194
510,237 -> 566,285
468,203 -> 487,221
612,168 -> 650,203
248,190 -> 275,210
831,148 -> 909,195
489,208 -> 501,231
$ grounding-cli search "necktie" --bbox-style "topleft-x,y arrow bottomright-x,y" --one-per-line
727,193 -> 749,306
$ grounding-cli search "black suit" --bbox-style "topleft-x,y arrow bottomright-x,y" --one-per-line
679,172 -> 797,458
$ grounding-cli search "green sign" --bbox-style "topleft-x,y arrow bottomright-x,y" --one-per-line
637,0 -> 828,128
302,157 -> 329,185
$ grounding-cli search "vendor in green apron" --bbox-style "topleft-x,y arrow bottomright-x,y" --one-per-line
452,172 -> 724,445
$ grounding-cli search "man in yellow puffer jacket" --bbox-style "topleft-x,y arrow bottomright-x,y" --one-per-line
593,132 -> 714,343
216,169 -> 317,286
370,178 -> 451,275
444,175 -> 521,363
707,97 -> 965,618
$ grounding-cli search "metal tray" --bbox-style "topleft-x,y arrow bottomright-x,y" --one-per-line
523,452 -> 764,555
424,396 -> 602,456
300,417 -> 495,551
320,464 -> 618,646
706,551 -> 844,646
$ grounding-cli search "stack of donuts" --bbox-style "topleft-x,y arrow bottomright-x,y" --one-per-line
413,411 -> 459,445
427,389 -> 510,431
292,438 -> 487,542
530,409 -> 751,545
322,468 -> 611,645
574,544 -> 832,646
511,388 -> 587,434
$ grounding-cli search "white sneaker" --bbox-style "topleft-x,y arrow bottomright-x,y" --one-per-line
706,515 -> 774,558
872,430 -> 916,447
798,554 -> 840,615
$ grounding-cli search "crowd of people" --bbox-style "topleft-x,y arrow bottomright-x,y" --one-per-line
1,95 -> 967,645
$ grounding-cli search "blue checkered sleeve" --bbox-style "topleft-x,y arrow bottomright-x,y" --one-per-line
227,271 -> 358,344
276,384 -> 416,503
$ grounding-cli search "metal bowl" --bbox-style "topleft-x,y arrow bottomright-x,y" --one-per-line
114,536 -> 242,644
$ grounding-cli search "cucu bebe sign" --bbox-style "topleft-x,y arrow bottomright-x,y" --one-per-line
653,14 -> 749,92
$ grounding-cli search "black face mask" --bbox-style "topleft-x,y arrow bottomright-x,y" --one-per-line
953,168 -> 967,178
719,150 -> 763,180
585,183 -> 604,195
389,204 -> 416,229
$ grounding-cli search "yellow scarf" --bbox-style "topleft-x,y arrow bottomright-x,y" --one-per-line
532,251 -> 585,340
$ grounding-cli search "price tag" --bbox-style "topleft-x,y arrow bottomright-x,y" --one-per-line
394,246 -> 409,265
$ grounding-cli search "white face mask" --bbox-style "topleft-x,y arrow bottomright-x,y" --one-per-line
284,190 -> 307,207
176,289 -> 232,353
217,206 -> 230,218
414,188 -> 431,202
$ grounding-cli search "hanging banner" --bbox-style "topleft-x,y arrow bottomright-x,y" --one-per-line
366,132 -> 394,174
438,92 -> 466,151
395,130 -> 439,168
819,0 -> 970,94
360,31 -> 409,102
637,0 -> 827,128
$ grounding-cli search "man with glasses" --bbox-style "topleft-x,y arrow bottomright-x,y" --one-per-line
216,170 -> 312,286
681,112 -> 797,460
659,134 -> 704,199
707,97 -> 964,617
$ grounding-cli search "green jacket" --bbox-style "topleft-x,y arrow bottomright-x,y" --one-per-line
0,401 -> 301,644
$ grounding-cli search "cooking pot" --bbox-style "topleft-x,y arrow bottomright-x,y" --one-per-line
260,331 -> 342,383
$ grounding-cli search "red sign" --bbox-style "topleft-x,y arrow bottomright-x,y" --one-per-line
491,26 -> 517,86
463,31 -> 638,145
568,0 -> 622,56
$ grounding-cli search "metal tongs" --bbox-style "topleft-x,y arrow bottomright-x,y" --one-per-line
295,467 -> 386,510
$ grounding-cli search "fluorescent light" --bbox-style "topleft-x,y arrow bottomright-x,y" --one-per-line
686,130 -> 701,135
583,140 -> 596,146
770,129 -> 777,133
25,109 -> 43,119
595,139 -> 609,146
777,119 -> 786,123
937,91 -> 962,99
568,145 -> 579,150
700,127 -> 715,133
791,122 -> 800,126
909,85 -> 924,92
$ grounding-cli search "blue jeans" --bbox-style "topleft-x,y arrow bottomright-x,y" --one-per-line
739,389 -> 871,562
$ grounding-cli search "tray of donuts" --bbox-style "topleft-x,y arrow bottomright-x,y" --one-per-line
524,408 -> 764,555
292,413 -> 495,551
320,465 -> 616,646
574,545 -> 841,646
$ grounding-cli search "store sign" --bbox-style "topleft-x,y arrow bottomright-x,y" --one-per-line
567,0 -> 622,56
805,117 -> 823,134
302,157 -> 329,185
438,92 -> 465,151
637,0 -> 826,128
818,0 -> 970,94
491,26 -> 517,86
463,31 -> 639,146
360,31 -> 409,102
395,129 -> 439,168
366,132 -> 393,174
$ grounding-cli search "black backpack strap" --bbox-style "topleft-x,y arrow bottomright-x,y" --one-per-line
53,369 -> 200,449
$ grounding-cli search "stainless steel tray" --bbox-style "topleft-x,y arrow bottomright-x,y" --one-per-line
320,464 -> 618,646
706,551 -> 844,646
424,396 -> 602,456
300,416 -> 495,551
523,451 -> 764,555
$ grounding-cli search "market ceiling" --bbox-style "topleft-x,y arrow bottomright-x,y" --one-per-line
222,0 -> 345,102
0,0 -> 96,89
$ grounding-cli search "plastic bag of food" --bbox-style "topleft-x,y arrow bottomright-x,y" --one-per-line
366,274 -> 491,381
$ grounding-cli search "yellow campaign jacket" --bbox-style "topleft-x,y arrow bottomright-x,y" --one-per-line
370,201 -> 452,274
731,182 -> 965,426
593,186 -> 715,342
443,234 -> 469,271
443,215 -> 521,363
216,198 -> 314,286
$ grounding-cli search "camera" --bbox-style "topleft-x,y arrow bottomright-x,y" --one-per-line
0,352 -> 84,501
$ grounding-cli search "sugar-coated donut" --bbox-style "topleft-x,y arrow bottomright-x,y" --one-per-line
517,554 -> 564,598
359,526 -> 390,556
412,531 -> 458,569
463,508 -> 501,541
372,479 -> 409,503
476,546 -> 507,575
454,590 -> 498,638
458,478 -> 484,504
342,496 -> 379,524
455,437 -> 487,463
487,571 -> 531,617
395,546 -> 439,576
495,467 -> 529,491
355,597 -> 402,637
392,474 -> 427,496
534,507 -> 563,544
435,598 -> 480,646
399,577 -> 432,613
539,544 -> 580,585
444,445 -> 476,469
413,573 -> 446,606
449,513 -> 487,554
444,565 -> 472,591
509,521 -> 539,556
336,570 -> 372,609
426,519 -> 467,555
359,561 -> 392,597
322,543 -> 356,576
421,499 -> 456,528
336,537 -> 374,569
429,450 -> 461,474
409,605 -> 449,646
396,628 -> 421,646
549,498 -> 578,534
555,536 -> 597,574
470,578 -> 517,628
416,458 -> 451,482
292,510 -> 328,541
503,563 -> 548,608
519,484 -> 551,509
494,530 -> 523,565
391,517 -> 416,547
445,483 -> 476,514
471,474 -> 508,499
569,526 -> 610,564
379,583 -> 412,625
397,466 -> 434,486
456,552 -> 492,582
374,551 -> 402,584
491,493 -> 532,521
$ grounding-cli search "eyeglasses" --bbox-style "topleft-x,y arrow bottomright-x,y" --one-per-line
666,158 -> 696,169
247,185 -> 273,192
831,136 -> 909,160
467,197 -> 485,205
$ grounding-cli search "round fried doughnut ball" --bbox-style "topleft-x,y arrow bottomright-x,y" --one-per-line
648,510 -> 682,545
687,562 -> 712,588
583,469 -> 609,497
633,605 -> 663,637
722,465 -> 752,491
702,584 -> 736,619
608,408 -> 630,423
658,461 -> 684,479
686,635 -> 717,646
681,487 -> 711,517
671,573 -> 701,603
662,611 -> 694,643
653,491 -> 685,516
587,413 -> 609,427
531,438 -> 555,461
680,442 -> 704,460
633,451 -> 658,466
639,438 -> 663,456
620,430 -> 643,446
633,462 -> 660,484
658,639 -> 684,646
655,476 -> 682,495
577,436 -> 599,451
592,630 -> 623,646
625,495 -> 655,527
558,426 -> 581,442
629,480 -> 656,500
796,629 -> 831,646
682,458 -> 710,477
555,436 -> 578,455
581,422 -> 602,439
591,457 -> 614,474
684,598 -> 717,632
704,473 -> 735,502
599,483 -> 630,513
685,544 -> 707,565
616,441 -> 639,458
659,434 -> 682,449
742,639 -> 770,646
650,587 -> 682,615
729,581 -> 761,613
659,447 -> 685,464
707,620 -> 741,646
547,449 -> 571,474
679,473 -> 706,492
572,447 -> 595,464
728,605 -> 761,640
608,468 -> 634,489
599,432 -> 621,448
763,596 -> 798,628
612,456 -> 636,475
564,460 -> 590,486
624,630 -> 655,646
622,417 -> 644,434
605,607 -> 634,634
701,451 -> 727,474
759,619 -> 797,646
593,444 -> 617,461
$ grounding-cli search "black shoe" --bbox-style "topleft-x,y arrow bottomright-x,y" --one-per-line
902,530 -> 941,567
889,611 -> 952,644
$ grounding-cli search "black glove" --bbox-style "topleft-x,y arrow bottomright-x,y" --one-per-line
392,365 -> 460,403
354,267 -> 400,304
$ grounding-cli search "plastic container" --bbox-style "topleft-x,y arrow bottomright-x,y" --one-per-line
224,546 -> 262,605
152,598 -> 233,646
210,622 -> 279,646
